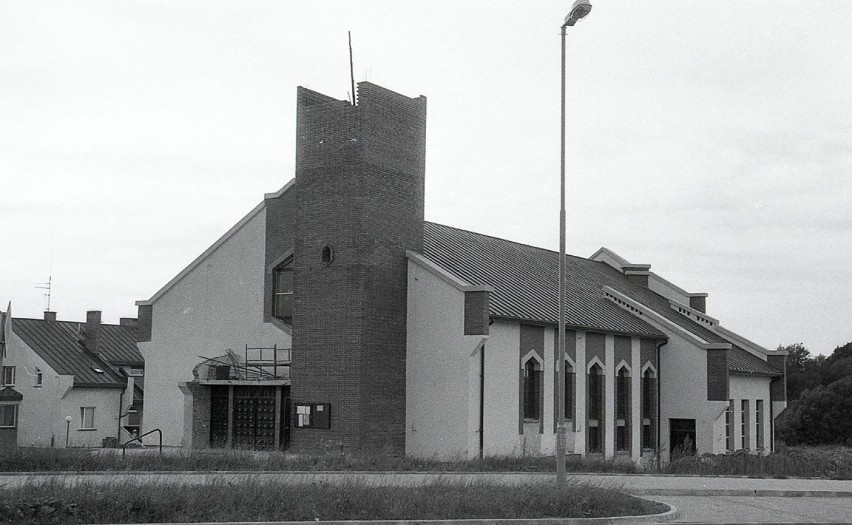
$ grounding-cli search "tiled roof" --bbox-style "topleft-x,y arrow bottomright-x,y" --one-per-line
12,318 -> 129,388
421,222 -> 781,377
422,222 -> 664,338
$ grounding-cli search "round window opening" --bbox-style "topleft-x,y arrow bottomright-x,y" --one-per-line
322,245 -> 334,265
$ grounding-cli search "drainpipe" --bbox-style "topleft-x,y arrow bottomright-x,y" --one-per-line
656,339 -> 667,469
479,344 -> 485,459
118,389 -> 124,440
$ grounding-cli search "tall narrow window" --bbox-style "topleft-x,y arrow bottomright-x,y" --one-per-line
34,368 -> 43,387
564,361 -> 575,422
523,358 -> 542,420
641,368 -> 656,450
588,363 -> 603,453
616,367 -> 630,452
741,399 -> 750,450
272,258 -> 294,324
80,407 -> 96,430
725,399 -> 734,451
1,366 -> 14,386
756,400 -> 764,450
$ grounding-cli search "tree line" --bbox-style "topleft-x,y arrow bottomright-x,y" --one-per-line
775,341 -> 852,446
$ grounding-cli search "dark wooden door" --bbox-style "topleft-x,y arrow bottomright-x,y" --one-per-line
233,386 -> 276,449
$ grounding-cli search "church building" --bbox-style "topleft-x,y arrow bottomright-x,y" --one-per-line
136,82 -> 786,463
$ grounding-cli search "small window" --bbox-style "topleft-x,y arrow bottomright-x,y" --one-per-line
0,404 -> 17,428
741,399 -> 750,450
128,368 -> 144,377
321,245 -> 334,265
80,407 -> 96,430
725,399 -> 734,451
272,257 -> 294,324
1,366 -> 15,386
34,368 -> 43,387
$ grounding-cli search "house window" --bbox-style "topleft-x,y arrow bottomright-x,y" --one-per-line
80,407 -> 96,430
756,400 -> 764,450
563,361 -> 575,422
725,399 -> 734,451
1,366 -> 15,386
272,258 -> 294,324
587,363 -> 603,453
34,368 -> 43,387
523,358 -> 542,420
616,367 -> 630,452
128,368 -> 144,377
0,404 -> 17,428
741,399 -> 750,450
641,368 -> 656,450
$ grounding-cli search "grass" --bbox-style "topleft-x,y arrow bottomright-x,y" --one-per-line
0,446 -> 638,474
663,445 -> 852,479
0,478 -> 667,524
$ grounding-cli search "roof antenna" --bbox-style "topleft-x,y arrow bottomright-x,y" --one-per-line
348,31 -> 356,105
35,275 -> 52,312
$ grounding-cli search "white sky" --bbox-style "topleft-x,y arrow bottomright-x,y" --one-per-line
1,1 -> 850,356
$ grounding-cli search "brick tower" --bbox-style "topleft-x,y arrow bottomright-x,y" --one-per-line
290,82 -> 427,453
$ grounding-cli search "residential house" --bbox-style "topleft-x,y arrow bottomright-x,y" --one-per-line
0,306 -> 142,448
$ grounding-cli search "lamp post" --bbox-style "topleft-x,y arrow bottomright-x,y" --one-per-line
557,0 -> 592,485
64,415 -> 72,448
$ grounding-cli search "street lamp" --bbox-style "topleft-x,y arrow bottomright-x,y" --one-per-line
65,415 -> 72,448
557,0 -> 592,485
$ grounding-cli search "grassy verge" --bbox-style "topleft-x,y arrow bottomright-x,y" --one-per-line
0,479 -> 667,524
0,446 -> 637,474
663,445 -> 852,479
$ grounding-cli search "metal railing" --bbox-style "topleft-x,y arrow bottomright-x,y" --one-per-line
122,428 -> 163,457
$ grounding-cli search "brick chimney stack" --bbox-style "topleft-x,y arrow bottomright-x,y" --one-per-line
43,311 -> 56,322
85,310 -> 101,353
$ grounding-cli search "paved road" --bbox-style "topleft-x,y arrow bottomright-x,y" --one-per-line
654,495 -> 852,523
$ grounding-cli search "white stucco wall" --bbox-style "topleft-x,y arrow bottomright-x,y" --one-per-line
3,331 -> 73,446
60,387 -> 124,448
729,374 -> 772,454
482,320 -> 521,456
659,330 -> 727,460
405,259 -> 486,459
139,206 -> 290,447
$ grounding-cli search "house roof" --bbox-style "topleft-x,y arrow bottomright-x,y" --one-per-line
95,324 -> 144,367
421,222 -> 781,377
0,387 -> 23,401
11,318 -> 130,388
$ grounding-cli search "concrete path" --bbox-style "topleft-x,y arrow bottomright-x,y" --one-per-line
1,471 -> 851,497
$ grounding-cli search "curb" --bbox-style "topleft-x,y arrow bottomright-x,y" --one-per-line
113,504 -> 679,525
627,488 -> 852,498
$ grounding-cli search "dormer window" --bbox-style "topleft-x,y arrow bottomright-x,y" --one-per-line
272,257 -> 294,324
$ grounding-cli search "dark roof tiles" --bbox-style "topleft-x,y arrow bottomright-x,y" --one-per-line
11,318 -> 135,387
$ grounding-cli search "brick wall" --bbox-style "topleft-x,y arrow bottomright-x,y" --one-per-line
184,382 -> 210,449
290,82 -> 427,453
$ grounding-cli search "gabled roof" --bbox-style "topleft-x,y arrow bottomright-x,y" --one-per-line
11,318 -> 128,388
422,222 -> 664,338
0,387 -> 23,401
421,222 -> 781,377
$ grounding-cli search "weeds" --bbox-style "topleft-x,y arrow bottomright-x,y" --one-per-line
0,478 -> 667,524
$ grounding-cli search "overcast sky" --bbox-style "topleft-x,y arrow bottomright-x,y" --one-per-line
2,1 -> 850,356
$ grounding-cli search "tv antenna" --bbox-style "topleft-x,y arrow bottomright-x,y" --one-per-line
35,276 -> 52,312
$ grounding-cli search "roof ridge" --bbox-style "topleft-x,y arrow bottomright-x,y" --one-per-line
424,221 -> 595,263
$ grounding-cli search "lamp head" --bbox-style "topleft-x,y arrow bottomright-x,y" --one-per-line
564,0 -> 592,27
65,415 -> 72,422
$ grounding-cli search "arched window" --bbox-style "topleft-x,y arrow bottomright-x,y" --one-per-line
523,358 -> 542,420
616,366 -> 630,452
587,363 -> 603,453
272,257 -> 294,324
641,367 -> 657,450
